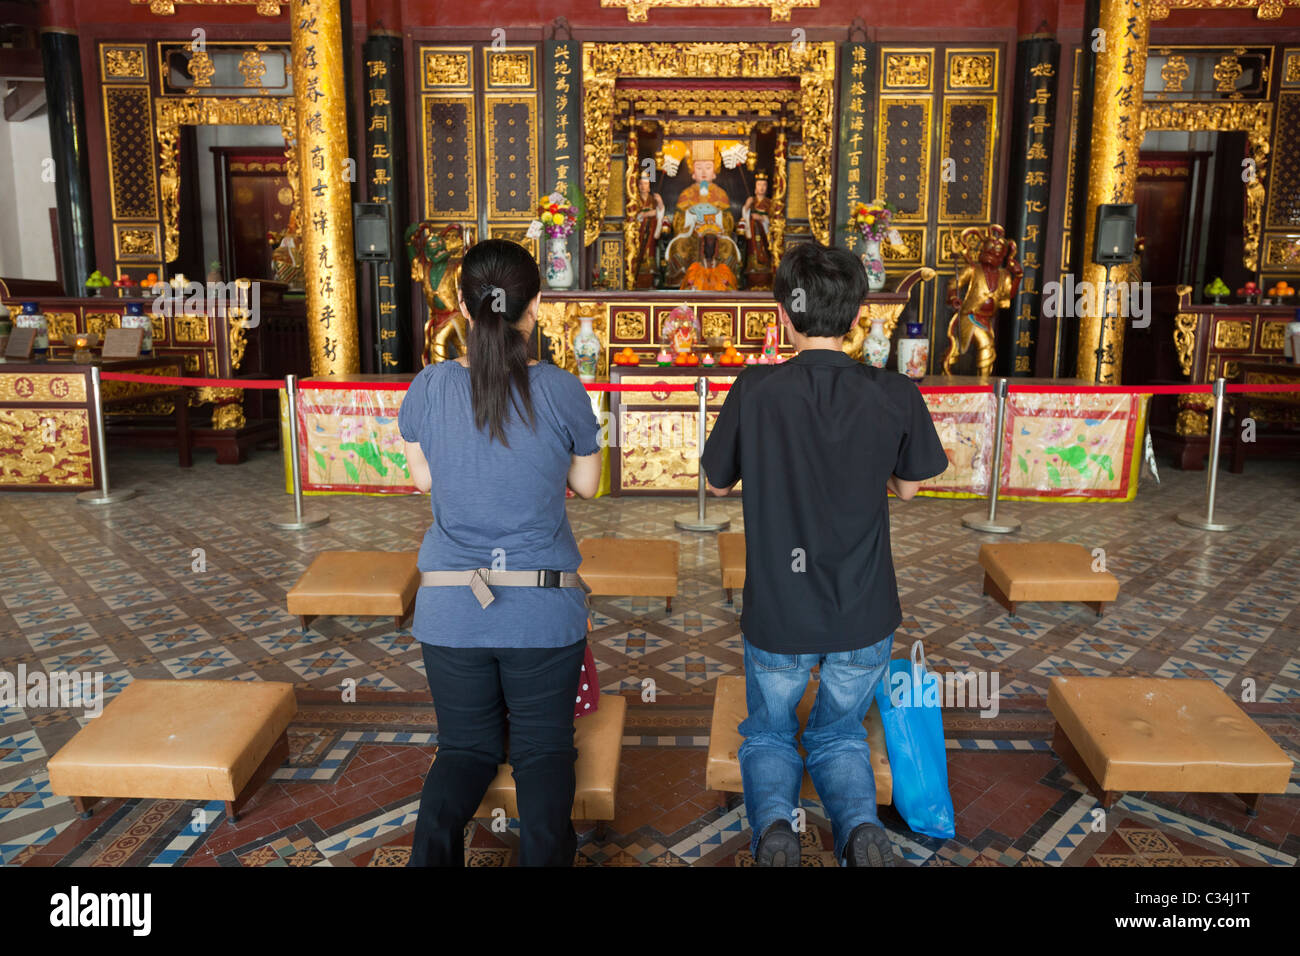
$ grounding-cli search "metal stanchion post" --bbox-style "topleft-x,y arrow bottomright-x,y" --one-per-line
1176,377 -> 1237,532
961,377 -> 1021,534
271,373 -> 329,531
675,376 -> 730,533
77,365 -> 138,505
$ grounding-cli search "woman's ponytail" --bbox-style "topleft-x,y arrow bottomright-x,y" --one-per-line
460,241 -> 541,445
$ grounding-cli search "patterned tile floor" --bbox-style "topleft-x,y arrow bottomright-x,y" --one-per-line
0,448 -> 1296,866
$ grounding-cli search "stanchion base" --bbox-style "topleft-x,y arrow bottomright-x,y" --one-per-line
1174,512 -> 1238,533
674,514 -> 731,533
961,511 -> 1021,534
270,511 -> 330,531
76,488 -> 138,506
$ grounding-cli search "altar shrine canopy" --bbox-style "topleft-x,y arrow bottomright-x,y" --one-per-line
0,0 -> 1297,896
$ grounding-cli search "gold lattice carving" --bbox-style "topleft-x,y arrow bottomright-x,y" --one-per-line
601,0 -> 819,21
1140,102 -> 1271,272
238,48 -> 268,88
157,96 -> 296,262
1149,0 -> 1294,19
1213,54 -> 1244,93
189,50 -> 215,89
1161,55 -> 1190,92
581,42 -> 835,247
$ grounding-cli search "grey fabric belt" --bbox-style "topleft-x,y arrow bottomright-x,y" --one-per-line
420,569 -> 586,609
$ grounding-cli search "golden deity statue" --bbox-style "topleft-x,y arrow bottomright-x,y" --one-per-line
665,140 -> 742,289
405,221 -> 468,365
941,224 -> 1022,377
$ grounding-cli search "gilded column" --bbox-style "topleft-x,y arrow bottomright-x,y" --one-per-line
292,0 -> 360,375
769,125 -> 787,273
1076,0 -> 1148,384
622,122 -> 639,289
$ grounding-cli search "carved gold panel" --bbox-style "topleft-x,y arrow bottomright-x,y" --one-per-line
86,312 -> 121,338
45,313 -> 79,344
486,224 -> 539,261
1285,50 -> 1300,86
0,408 -> 93,487
786,159 -> 807,220
614,310 -> 646,339
422,49 -> 473,90
1213,319 -> 1252,349
700,310 -> 735,340
0,372 -> 88,403
102,45 -> 147,81
1263,235 -> 1300,267
173,314 -> 211,343
1260,321 -> 1287,350
883,51 -> 932,91
946,50 -> 997,91
114,224 -> 160,261
599,238 -> 625,289
744,309 -> 778,340
485,48 -> 535,90
883,227 -> 925,264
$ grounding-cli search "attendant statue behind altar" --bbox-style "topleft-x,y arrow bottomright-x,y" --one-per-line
665,140 -> 742,289
738,172 -> 773,281
631,172 -> 667,288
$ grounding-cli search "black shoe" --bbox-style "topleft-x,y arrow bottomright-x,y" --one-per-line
844,823 -> 896,867
755,819 -> 801,867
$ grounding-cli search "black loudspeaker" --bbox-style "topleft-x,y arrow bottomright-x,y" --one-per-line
1093,203 -> 1137,265
353,203 -> 391,261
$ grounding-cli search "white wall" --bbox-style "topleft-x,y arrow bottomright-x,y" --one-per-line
0,111 -> 59,281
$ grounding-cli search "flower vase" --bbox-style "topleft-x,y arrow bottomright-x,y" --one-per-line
864,317 -> 890,369
860,238 -> 886,292
546,234 -> 574,290
896,322 -> 929,380
572,315 -> 600,383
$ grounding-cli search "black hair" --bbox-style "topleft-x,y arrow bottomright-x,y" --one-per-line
458,238 -> 541,445
772,241 -> 868,338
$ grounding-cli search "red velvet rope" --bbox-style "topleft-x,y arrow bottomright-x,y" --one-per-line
98,370 -> 1300,396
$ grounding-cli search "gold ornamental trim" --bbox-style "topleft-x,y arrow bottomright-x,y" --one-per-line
0,373 -> 88,403
1140,100 -> 1271,272
615,87 -> 799,117
132,0 -> 283,15
1173,301 -> 1198,377
1149,0 -> 1296,19
157,96 -> 297,263
103,46 -> 147,80
601,0 -> 819,21
581,42 -> 836,247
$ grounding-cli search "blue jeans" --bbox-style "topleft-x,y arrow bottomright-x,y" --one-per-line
738,635 -> 893,863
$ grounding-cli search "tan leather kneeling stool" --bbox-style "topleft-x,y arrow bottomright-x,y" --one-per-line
978,542 -> 1119,617
426,695 -> 628,840
717,533 -> 746,604
707,675 -> 892,809
287,550 -> 419,632
1048,676 -> 1290,815
577,537 -> 679,613
47,679 -> 296,825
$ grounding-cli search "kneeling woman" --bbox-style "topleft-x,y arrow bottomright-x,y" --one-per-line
399,239 -> 602,866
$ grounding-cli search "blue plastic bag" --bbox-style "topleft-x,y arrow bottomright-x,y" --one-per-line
873,639 -> 956,839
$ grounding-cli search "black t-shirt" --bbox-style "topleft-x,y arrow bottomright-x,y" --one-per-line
701,348 -> 949,654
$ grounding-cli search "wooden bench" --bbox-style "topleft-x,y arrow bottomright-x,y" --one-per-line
1048,676 -> 1290,815
47,679 -> 296,824
718,532 -> 746,604
577,537 -> 679,612
287,550 -> 419,632
978,542 -> 1119,617
706,675 -> 892,809
459,694 -> 628,839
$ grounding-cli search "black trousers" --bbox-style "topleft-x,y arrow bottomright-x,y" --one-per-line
408,638 -> 587,867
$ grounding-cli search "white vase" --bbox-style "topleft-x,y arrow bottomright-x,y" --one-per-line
546,234 -> 574,290
896,323 -> 929,380
864,317 -> 890,369
572,315 -> 600,382
860,238 -> 886,292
